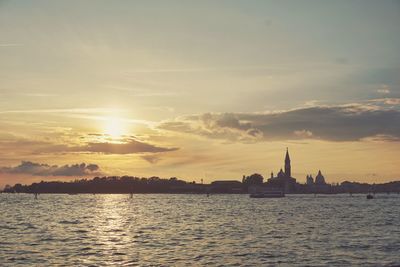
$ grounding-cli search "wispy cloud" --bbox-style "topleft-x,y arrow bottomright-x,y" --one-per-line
369,98 -> 400,106
16,93 -> 57,97
72,139 -> 178,154
0,108 -> 155,127
0,43 -> 23,47
124,62 -> 359,74
141,155 -> 161,164
0,107 -> 123,115
125,65 -> 298,74
105,85 -> 180,97
34,137 -> 178,155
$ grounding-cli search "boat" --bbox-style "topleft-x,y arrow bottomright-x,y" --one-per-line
366,194 -> 374,199
250,191 -> 285,198
248,186 -> 285,198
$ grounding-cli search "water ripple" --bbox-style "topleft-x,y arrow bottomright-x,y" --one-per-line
0,194 -> 399,266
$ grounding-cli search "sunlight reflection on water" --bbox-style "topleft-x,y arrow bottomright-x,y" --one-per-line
0,194 -> 399,266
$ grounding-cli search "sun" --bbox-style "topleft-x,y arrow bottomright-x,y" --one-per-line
104,117 -> 125,138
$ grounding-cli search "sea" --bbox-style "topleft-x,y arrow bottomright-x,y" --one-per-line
0,193 -> 399,266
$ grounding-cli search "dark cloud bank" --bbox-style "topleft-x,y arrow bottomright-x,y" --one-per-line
79,139 -> 177,154
159,102 -> 400,142
37,138 -> 178,155
0,161 -> 102,176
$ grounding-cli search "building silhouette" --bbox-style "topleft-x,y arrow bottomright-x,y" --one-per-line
305,170 -> 329,193
306,174 -> 314,185
284,148 -> 291,177
306,170 -> 327,186
267,148 -> 297,192
315,170 -> 326,185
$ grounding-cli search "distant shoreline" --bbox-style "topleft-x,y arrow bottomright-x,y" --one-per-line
2,192 -> 400,195
2,175 -> 400,195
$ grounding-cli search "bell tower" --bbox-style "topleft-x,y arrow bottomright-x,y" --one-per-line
284,148 -> 291,178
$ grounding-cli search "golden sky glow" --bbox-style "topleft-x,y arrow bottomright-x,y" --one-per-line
103,117 -> 127,140
0,1 -> 400,188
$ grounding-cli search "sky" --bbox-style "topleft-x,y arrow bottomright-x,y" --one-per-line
1,0 -> 400,188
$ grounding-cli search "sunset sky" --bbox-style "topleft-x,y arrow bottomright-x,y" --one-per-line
1,0 -> 400,188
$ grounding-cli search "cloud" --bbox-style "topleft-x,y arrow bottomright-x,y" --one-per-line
125,65 -> 292,74
159,113 -> 265,143
0,43 -> 23,47
294,129 -> 313,138
0,161 -> 102,176
35,138 -> 178,155
360,134 -> 400,142
141,155 -> 161,164
370,98 -> 400,105
159,102 -> 400,142
0,107 -> 125,116
0,133 -> 178,156
75,139 -> 178,154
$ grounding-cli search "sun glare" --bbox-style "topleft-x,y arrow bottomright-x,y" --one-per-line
104,117 -> 125,138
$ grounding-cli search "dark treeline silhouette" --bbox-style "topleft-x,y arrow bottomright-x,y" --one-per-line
242,173 -> 264,186
339,181 -> 400,194
1,175 -> 400,194
2,176 -> 205,194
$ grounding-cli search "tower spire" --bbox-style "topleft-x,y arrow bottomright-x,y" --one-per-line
284,148 -> 291,177
285,147 -> 290,162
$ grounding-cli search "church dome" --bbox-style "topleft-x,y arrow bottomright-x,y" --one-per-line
315,170 -> 326,185
277,168 -> 285,178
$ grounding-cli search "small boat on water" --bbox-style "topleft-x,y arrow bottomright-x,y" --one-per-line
250,191 -> 285,198
248,185 -> 285,198
366,194 -> 374,199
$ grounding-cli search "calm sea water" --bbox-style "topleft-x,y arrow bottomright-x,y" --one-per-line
0,193 -> 399,266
